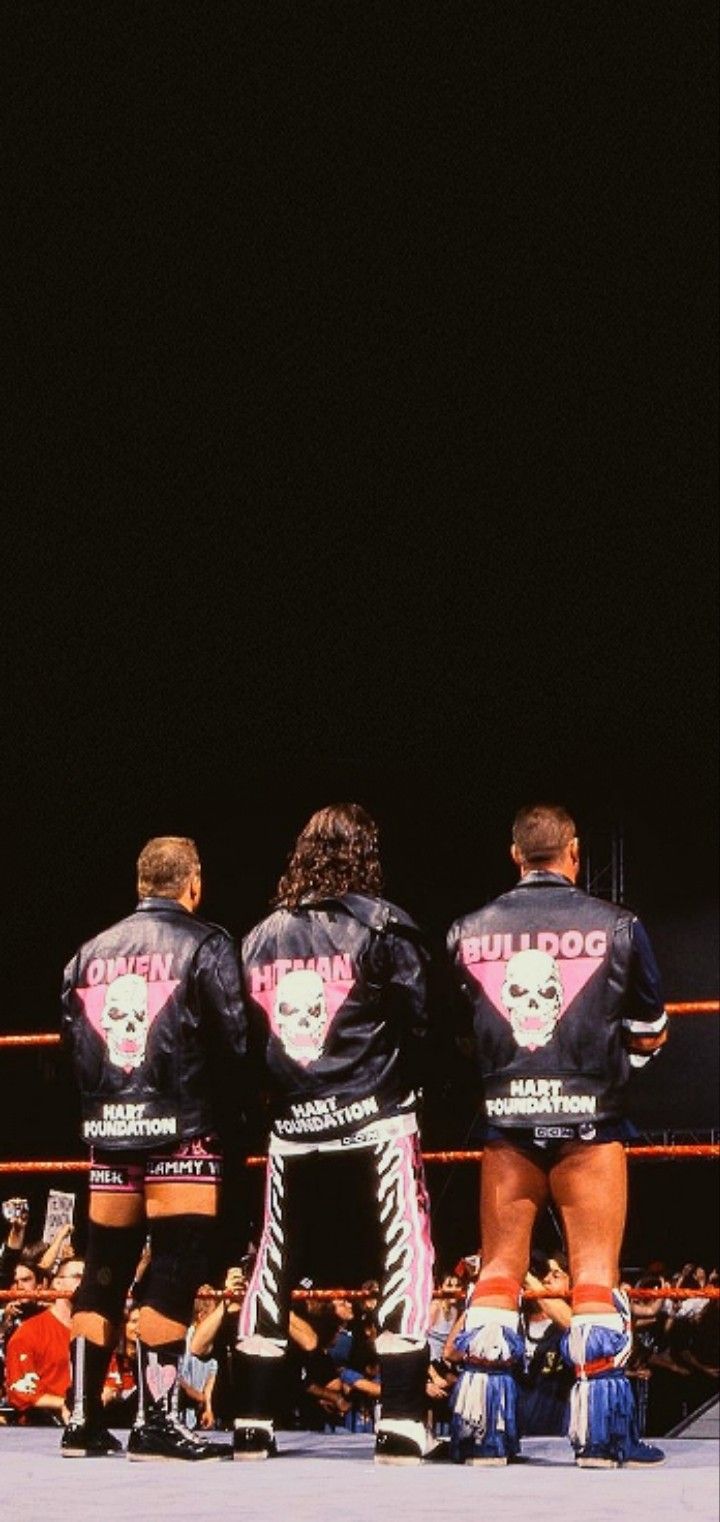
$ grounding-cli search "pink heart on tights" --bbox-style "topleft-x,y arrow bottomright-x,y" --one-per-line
147,1359 -> 176,1402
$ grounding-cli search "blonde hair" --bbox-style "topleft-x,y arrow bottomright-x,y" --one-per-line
137,836 -> 200,899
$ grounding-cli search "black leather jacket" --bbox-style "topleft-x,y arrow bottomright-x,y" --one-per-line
61,897 -> 247,1150
447,872 -> 666,1130
241,892 -> 429,1144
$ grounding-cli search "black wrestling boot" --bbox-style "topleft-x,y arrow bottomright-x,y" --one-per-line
62,1336 -> 124,1458
127,1420 -> 221,1461
127,1339 -> 221,1462
375,1342 -> 430,1465
232,1422 -> 278,1460
62,1423 -> 123,1457
231,1341 -> 285,1461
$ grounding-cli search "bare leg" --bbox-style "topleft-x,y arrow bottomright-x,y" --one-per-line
473,1141 -> 550,1306
548,1143 -> 660,1466
450,1141 -> 545,1465
550,1141 -> 627,1311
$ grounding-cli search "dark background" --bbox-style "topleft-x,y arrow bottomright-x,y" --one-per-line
2,2 -> 718,1274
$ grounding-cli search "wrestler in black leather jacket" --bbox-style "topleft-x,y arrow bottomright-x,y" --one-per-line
241,892 -> 429,1145
447,870 -> 667,1131
61,896 -> 246,1150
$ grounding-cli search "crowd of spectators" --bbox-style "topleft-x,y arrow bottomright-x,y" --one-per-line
622,1260 -> 720,1434
1,1195 -> 717,1440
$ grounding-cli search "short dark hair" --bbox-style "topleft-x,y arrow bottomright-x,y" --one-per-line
529,1248 -> 550,1279
20,1243 -> 50,1277
137,837 -> 200,899
14,1255 -> 43,1286
512,804 -> 576,865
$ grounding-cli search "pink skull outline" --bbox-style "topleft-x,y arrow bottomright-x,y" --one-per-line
101,972 -> 149,1070
273,968 -> 329,1067
500,949 -> 564,1049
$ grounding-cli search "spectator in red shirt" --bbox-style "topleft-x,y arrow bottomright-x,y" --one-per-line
5,1259 -> 83,1422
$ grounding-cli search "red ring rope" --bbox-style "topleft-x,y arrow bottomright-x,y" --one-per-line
0,1144 -> 717,1175
0,1000 -> 716,1050
1,1285 -> 718,1304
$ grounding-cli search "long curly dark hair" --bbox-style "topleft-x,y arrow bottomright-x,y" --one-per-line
273,803 -> 383,910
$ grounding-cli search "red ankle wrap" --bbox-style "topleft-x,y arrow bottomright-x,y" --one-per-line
571,1283 -> 615,1310
470,1276 -> 522,1307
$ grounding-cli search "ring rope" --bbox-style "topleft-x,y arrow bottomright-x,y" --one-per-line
422,1145 -> 720,1163
0,999 -> 716,1049
0,1144 -> 717,1175
2,1285 -> 718,1305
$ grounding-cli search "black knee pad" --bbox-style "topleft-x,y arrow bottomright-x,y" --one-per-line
74,1221 -> 147,1325
137,1214 -> 215,1326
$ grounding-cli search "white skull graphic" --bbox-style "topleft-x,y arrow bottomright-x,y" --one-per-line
274,969 -> 328,1067
500,950 -> 564,1049
101,973 -> 149,1070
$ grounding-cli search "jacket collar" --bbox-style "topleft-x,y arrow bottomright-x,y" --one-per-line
135,896 -> 192,916
298,892 -> 388,931
515,870 -> 575,889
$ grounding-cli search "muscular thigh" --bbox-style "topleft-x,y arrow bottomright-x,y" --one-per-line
549,1141 -> 627,1285
89,1138 -> 222,1221
88,1152 -> 146,1226
145,1135 -> 222,1217
479,1141 -> 550,1279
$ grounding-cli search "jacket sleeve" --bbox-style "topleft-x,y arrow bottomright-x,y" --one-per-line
444,922 -> 476,1038
385,927 -> 430,1043
622,919 -> 668,1068
380,925 -> 433,1093
193,932 -> 248,1062
60,953 -> 81,1049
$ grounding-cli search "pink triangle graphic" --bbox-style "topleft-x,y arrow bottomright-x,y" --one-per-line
251,979 -> 354,1032
465,957 -> 602,1023
76,980 -> 180,1037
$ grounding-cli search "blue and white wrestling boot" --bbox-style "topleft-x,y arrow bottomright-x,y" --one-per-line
563,1287 -> 665,1469
449,1303 -> 524,1466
